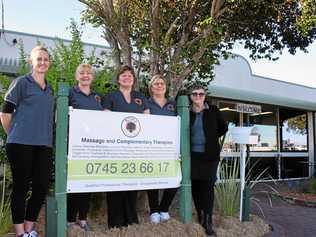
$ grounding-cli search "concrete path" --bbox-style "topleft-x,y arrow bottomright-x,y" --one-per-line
251,194 -> 316,237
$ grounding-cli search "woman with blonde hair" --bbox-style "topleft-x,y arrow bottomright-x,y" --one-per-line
1,45 -> 54,237
146,74 -> 178,224
67,63 -> 103,231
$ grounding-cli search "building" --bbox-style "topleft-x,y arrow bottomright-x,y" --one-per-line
211,55 -> 316,180
2,30 -> 316,181
0,29 -> 109,77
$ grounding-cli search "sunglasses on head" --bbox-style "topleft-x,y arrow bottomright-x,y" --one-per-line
191,92 -> 205,97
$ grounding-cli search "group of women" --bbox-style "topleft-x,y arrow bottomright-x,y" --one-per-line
0,46 -> 227,237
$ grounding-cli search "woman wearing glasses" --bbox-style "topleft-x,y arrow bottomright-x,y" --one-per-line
189,84 -> 227,236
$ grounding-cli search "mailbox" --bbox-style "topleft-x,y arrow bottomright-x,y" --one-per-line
231,126 -> 259,145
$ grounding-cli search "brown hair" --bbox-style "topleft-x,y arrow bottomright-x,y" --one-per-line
116,65 -> 136,82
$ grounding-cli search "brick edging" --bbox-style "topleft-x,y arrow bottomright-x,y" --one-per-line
273,193 -> 316,208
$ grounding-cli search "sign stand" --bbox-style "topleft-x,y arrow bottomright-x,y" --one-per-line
46,84 -> 192,235
177,96 -> 192,223
231,127 -> 259,222
46,82 -> 69,237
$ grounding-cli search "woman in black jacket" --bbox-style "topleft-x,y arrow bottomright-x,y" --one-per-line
189,84 -> 227,236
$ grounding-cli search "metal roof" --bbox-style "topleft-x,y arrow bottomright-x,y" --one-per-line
210,55 -> 316,111
0,57 -> 20,75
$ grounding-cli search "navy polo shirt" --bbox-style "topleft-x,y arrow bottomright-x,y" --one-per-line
148,97 -> 176,116
102,90 -> 149,113
69,86 -> 103,111
4,74 -> 54,147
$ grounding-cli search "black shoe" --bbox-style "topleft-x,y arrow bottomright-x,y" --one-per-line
204,213 -> 215,236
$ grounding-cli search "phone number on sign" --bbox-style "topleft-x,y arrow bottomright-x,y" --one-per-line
85,161 -> 171,175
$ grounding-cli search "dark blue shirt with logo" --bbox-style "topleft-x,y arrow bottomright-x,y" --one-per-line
4,74 -> 54,147
69,86 -> 103,111
102,90 -> 148,113
147,97 -> 176,116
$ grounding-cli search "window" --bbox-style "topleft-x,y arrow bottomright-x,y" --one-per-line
280,108 -> 308,152
219,101 -> 240,153
243,104 -> 277,152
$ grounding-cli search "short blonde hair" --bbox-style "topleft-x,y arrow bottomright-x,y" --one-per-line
75,63 -> 94,76
29,45 -> 50,61
148,74 -> 167,96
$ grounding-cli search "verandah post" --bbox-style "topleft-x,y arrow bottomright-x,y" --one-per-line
177,95 -> 192,223
46,82 -> 69,237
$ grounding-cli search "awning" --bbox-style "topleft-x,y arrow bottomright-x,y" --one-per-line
210,55 -> 316,111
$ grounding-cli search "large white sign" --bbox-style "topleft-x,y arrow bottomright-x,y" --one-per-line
67,109 -> 182,193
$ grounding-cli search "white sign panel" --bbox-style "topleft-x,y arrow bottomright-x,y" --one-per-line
67,109 -> 181,193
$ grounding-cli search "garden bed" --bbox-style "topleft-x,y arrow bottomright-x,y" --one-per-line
4,207 -> 271,237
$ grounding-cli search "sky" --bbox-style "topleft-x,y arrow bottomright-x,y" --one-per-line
2,0 -> 315,88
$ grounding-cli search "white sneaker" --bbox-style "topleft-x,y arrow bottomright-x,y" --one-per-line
18,234 -> 29,237
150,212 -> 161,224
160,212 -> 170,221
28,230 -> 38,237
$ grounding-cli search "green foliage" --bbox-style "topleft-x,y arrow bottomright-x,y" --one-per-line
0,74 -> 11,163
215,157 -> 240,216
79,0 -> 316,96
215,155 -> 272,217
17,41 -> 29,76
309,178 -> 316,194
45,19 -> 88,91
0,164 -> 12,235
15,19 -> 114,95
297,0 -> 316,36
92,68 -> 117,95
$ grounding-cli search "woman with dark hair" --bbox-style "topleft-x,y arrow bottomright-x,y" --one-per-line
189,84 -> 227,236
67,63 -> 103,231
0,46 -> 54,237
146,74 -> 178,224
102,65 -> 149,228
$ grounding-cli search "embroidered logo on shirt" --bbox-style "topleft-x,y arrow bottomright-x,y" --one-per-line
167,104 -> 175,111
95,95 -> 101,103
134,98 -> 142,105
121,116 -> 141,138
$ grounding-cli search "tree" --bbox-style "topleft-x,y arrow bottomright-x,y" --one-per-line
79,0 -> 316,97
46,19 -> 115,94
0,20 -> 115,162
297,0 -> 316,35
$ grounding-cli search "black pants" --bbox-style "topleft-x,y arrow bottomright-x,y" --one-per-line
6,143 -> 52,224
67,193 -> 91,222
191,152 -> 218,217
147,188 -> 177,214
192,180 -> 215,216
107,191 -> 139,228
